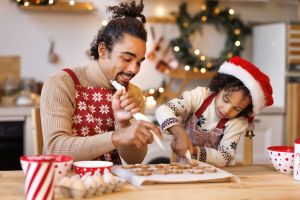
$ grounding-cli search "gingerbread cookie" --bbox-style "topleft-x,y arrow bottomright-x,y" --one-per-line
188,169 -> 205,174
178,164 -> 192,169
204,166 -> 217,173
172,169 -> 184,174
140,164 -> 151,169
135,170 -> 153,176
155,164 -> 168,168
192,165 -> 205,170
153,169 -> 169,175
188,159 -> 199,167
122,164 -> 135,169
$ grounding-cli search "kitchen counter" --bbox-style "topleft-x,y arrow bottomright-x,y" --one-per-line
0,105 -> 32,117
0,165 -> 299,200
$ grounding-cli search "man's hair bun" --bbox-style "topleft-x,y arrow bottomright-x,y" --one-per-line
107,0 -> 146,23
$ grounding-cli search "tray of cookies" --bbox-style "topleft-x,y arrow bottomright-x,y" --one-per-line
111,160 -> 234,186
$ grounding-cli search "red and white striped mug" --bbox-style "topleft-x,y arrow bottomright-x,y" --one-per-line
21,155 -> 55,200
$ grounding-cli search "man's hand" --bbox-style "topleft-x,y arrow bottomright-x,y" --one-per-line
112,120 -> 162,148
112,89 -> 140,128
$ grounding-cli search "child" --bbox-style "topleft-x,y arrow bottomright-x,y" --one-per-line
155,56 -> 273,167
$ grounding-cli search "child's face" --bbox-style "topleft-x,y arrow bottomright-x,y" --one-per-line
214,88 -> 251,119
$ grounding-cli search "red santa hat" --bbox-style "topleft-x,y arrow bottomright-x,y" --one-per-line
218,56 -> 273,115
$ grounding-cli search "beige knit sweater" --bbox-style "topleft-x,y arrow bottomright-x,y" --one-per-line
40,60 -> 146,163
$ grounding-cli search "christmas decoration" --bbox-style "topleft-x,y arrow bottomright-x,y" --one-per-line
170,1 -> 251,71
143,81 -> 166,108
15,0 -> 58,6
146,26 -> 177,74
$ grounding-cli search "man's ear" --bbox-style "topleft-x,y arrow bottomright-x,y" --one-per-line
98,42 -> 107,59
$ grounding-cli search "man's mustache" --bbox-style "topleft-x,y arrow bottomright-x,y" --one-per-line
118,72 -> 136,79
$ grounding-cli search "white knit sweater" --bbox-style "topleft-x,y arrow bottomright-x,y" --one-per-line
155,87 -> 249,166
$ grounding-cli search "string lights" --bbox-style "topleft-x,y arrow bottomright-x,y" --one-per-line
15,0 -> 76,6
144,1 -> 251,106
170,1 -> 251,72
143,86 -> 166,108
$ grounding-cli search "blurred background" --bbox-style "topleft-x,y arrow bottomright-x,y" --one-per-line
1,0 -> 299,169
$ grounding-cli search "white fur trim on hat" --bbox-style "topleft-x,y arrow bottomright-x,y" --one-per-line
219,61 -> 265,115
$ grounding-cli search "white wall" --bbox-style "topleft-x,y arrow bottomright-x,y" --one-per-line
0,0 -> 298,90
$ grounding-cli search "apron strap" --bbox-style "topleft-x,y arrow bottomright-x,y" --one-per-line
195,93 -> 216,118
216,118 -> 228,129
195,93 -> 229,130
63,68 -> 81,86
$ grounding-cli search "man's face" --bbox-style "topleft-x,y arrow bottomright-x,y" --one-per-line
214,88 -> 251,119
99,33 -> 146,86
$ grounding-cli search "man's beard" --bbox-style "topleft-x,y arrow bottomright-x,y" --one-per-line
115,72 -> 135,86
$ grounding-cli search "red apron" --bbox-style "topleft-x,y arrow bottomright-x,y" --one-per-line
186,94 -> 228,150
64,68 -> 121,164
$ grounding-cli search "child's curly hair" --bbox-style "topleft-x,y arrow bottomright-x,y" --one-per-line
209,73 -> 253,118
90,0 -> 147,60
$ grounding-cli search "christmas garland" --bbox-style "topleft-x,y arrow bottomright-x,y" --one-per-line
170,1 -> 251,71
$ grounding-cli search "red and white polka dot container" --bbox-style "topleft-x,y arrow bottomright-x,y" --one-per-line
73,161 -> 113,177
267,146 -> 294,174
50,155 -> 73,181
293,139 -> 300,181
20,155 -> 55,200
21,155 -> 73,182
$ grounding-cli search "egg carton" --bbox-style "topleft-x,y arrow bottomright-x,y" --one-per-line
55,169 -> 126,199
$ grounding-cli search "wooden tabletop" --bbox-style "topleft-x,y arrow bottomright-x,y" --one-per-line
1,165 -> 299,200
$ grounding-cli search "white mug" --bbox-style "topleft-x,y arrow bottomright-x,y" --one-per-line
293,139 -> 300,181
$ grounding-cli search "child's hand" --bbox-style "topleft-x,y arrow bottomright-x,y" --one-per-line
191,145 -> 199,158
112,89 -> 140,128
169,126 -> 193,158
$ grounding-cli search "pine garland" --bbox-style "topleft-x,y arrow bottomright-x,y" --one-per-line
170,1 -> 251,71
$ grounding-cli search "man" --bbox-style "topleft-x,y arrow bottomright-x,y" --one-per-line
40,0 -> 161,164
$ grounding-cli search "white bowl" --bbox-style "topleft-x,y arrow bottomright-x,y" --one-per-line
267,146 -> 294,174
73,161 -> 113,177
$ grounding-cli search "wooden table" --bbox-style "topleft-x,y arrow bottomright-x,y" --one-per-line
1,165 -> 300,200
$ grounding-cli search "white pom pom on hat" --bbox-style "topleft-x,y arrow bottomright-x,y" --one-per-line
218,56 -> 274,115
